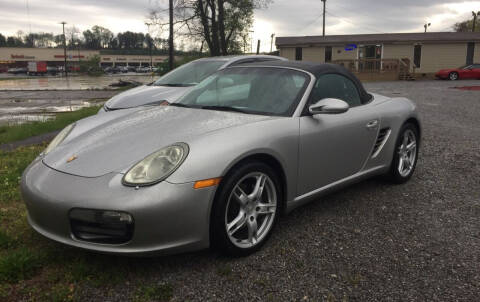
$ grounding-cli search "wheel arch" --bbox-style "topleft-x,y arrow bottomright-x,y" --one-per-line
404,117 -> 421,143
218,152 -> 288,212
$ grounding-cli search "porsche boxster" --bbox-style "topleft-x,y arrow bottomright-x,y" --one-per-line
21,61 -> 421,256
99,55 -> 286,113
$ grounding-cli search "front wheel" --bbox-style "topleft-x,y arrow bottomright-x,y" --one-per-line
387,123 -> 419,184
449,72 -> 459,81
211,161 -> 281,256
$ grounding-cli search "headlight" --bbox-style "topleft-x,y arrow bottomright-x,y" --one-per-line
122,143 -> 189,186
44,123 -> 75,155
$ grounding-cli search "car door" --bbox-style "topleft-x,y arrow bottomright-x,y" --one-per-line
460,65 -> 476,79
297,73 -> 379,196
471,64 -> 480,78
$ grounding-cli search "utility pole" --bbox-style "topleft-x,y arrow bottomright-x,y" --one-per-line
168,0 -> 174,71
256,40 -> 260,55
321,0 -> 326,37
270,33 -> 275,53
424,23 -> 431,33
473,11 -> 479,32
145,22 -> 153,72
60,21 -> 67,77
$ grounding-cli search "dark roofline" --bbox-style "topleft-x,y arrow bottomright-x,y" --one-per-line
276,32 -> 480,47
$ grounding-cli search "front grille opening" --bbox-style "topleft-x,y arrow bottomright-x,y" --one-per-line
69,208 -> 134,244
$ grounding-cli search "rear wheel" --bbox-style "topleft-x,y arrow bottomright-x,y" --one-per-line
387,123 -> 419,184
449,72 -> 459,81
211,161 -> 281,256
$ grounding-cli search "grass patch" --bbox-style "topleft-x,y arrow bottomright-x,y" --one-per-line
0,248 -> 42,283
133,283 -> 174,302
0,145 -> 146,300
0,105 -> 101,144
0,144 -> 45,205
216,263 -> 233,277
0,77 -> 32,81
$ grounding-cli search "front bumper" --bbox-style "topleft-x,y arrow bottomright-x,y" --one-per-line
435,73 -> 448,79
21,158 -> 217,255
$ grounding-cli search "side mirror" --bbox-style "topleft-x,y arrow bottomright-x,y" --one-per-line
309,98 -> 349,115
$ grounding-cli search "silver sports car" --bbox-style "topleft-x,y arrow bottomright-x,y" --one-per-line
99,55 -> 286,112
21,61 -> 421,256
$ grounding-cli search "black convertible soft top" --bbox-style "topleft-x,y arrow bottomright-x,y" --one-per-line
233,60 -> 372,104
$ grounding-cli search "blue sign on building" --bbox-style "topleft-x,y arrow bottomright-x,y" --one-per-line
345,44 -> 358,51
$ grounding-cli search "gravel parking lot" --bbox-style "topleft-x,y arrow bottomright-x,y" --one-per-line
32,80 -> 480,301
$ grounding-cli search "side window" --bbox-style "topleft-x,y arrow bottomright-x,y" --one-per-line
310,74 -> 362,107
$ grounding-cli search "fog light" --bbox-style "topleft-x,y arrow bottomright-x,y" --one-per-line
102,211 -> 133,223
69,208 -> 134,244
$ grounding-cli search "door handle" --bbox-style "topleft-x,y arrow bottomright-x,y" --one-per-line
366,120 -> 378,129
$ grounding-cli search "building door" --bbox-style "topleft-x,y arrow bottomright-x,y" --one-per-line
325,46 -> 332,62
295,47 -> 303,61
466,42 -> 475,65
414,45 -> 422,68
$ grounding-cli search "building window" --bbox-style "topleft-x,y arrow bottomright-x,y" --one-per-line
414,45 -> 422,68
466,42 -> 475,65
325,46 -> 332,62
295,47 -> 302,61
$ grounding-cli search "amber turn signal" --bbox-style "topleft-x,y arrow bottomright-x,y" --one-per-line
193,177 -> 222,189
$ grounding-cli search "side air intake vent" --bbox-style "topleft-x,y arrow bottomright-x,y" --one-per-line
371,128 -> 391,158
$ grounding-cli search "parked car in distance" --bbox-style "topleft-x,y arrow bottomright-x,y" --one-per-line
8,67 -> 28,74
99,55 -> 287,113
47,66 -> 58,75
22,61 -> 421,256
118,66 -> 129,73
135,66 -> 151,73
435,64 -> 480,80
104,66 -> 121,74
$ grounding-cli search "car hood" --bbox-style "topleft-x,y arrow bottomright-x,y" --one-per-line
43,106 -> 274,177
105,85 -> 192,109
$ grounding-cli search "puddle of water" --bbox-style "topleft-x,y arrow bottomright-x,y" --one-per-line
0,100 -> 97,126
0,74 -> 156,90
0,114 -> 56,125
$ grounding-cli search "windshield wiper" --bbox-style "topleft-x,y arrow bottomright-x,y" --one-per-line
155,83 -> 196,87
200,105 -> 249,114
169,103 -> 191,108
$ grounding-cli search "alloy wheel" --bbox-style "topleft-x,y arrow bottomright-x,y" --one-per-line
224,172 -> 277,249
397,129 -> 417,177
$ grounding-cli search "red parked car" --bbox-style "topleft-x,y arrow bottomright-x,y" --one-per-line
435,64 -> 480,80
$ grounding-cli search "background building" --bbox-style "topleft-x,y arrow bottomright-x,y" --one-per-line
0,47 -> 170,69
276,32 -> 480,80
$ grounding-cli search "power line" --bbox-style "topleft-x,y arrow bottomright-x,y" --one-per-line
325,10 -> 385,34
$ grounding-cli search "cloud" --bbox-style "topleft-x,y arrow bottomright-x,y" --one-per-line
0,0 -> 478,52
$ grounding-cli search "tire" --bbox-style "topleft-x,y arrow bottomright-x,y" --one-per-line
387,123 -> 419,184
211,161 -> 282,256
449,72 -> 459,81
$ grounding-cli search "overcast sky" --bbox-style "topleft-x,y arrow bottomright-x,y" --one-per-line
1,0 -> 479,51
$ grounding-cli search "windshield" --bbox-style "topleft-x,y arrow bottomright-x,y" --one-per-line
176,67 -> 310,116
153,60 -> 226,87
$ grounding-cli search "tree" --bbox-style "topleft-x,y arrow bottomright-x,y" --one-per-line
0,34 -> 6,46
149,0 -> 271,55
83,29 -> 100,49
6,36 -> 24,47
453,19 -> 480,32
66,26 -> 81,47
